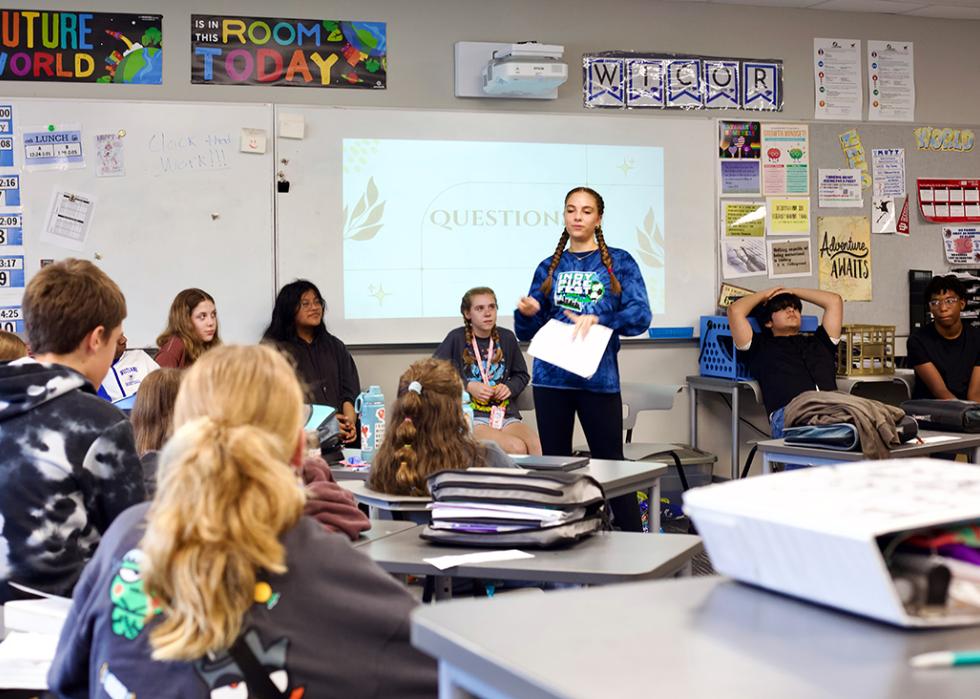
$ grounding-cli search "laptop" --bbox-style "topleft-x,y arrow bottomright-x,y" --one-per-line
510,454 -> 590,471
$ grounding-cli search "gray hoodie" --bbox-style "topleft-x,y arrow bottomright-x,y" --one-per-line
48,503 -> 438,699
0,357 -> 145,602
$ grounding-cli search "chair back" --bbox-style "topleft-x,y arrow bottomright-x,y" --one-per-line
514,385 -> 535,413
621,383 -> 683,432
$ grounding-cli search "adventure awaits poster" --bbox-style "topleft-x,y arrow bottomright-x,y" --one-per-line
191,15 -> 386,89
0,10 -> 162,84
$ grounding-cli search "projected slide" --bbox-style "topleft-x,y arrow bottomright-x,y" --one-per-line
342,139 -> 665,320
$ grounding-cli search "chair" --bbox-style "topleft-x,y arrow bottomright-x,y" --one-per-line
514,384 -> 534,413
575,383 -> 716,493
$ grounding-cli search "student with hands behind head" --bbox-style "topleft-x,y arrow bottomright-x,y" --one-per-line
907,275 -> 980,401
728,286 -> 844,437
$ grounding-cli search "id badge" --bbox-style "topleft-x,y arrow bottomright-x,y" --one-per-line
490,405 -> 506,430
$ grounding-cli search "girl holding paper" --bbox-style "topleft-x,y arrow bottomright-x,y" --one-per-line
515,186 -> 651,531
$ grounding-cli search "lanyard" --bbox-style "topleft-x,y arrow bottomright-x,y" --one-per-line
471,335 -> 494,385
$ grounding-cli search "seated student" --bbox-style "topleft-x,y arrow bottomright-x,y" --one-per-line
97,332 -> 159,403
907,275 -> 980,401
0,259 -> 145,603
262,280 -> 359,443
155,288 -> 220,369
728,286 -> 844,437
0,329 -> 28,361
130,367 -> 183,498
434,286 -> 542,455
47,344 -> 437,698
369,358 -> 515,497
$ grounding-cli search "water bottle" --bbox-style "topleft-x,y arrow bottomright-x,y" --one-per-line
355,385 -> 386,461
461,390 -> 474,432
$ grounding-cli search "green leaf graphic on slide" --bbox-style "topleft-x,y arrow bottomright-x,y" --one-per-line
345,177 -> 385,241
635,208 -> 664,268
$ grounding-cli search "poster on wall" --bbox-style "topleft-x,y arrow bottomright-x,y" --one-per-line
191,15 -> 387,88
768,238 -> 812,278
942,226 -> 980,265
0,10 -> 162,84
761,124 -> 809,196
817,216 -> 872,301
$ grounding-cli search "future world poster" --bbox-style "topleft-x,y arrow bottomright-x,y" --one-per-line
0,10 -> 162,84
191,15 -> 386,89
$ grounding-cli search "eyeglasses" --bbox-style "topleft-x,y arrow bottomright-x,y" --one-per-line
300,299 -> 324,310
928,297 -> 960,308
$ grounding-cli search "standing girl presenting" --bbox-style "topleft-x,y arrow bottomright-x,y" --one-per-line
434,287 -> 541,456
515,186 -> 652,531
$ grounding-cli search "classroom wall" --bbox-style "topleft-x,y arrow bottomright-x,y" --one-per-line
8,0 -> 978,476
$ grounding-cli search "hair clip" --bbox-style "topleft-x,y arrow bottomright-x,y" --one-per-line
403,443 -> 413,449
403,417 -> 413,424
408,381 -> 422,394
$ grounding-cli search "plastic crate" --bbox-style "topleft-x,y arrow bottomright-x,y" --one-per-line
836,324 -> 896,376
698,315 -> 819,380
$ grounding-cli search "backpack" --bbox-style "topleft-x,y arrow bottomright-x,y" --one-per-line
420,468 -> 607,548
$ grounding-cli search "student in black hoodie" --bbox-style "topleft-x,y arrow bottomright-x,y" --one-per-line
262,280 -> 360,443
0,259 -> 145,603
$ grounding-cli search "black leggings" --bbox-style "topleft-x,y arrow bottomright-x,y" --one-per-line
533,386 -> 643,532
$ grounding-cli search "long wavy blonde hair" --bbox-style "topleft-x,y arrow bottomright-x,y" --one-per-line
141,344 -> 305,661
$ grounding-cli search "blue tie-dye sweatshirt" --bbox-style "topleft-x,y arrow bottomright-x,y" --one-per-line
0,357 -> 145,603
514,247 -> 652,393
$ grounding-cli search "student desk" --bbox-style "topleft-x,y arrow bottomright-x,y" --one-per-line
411,576 -> 980,699
757,430 -> 980,472
362,528 -> 702,600
686,374 -> 762,480
351,520 -> 419,548
340,460 -> 670,533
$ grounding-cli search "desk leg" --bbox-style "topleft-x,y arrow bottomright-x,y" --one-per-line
762,452 -> 772,475
731,387 -> 740,480
973,446 -> 980,464
676,560 -> 693,577
648,479 -> 661,534
689,386 -> 698,449
439,663 -> 481,699
433,575 -> 452,601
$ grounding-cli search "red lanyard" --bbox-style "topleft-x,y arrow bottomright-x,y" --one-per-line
471,336 -> 494,385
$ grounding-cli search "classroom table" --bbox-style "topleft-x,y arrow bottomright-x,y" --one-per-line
362,528 -> 702,600
340,459 -> 670,533
411,576 -> 980,699
757,429 -> 980,472
351,520 -> 419,548
686,374 -> 762,480
835,368 -> 915,398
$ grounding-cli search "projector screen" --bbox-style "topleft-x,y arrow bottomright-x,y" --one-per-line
276,107 -> 715,345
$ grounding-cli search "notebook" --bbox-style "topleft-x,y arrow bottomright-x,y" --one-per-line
510,454 -> 590,471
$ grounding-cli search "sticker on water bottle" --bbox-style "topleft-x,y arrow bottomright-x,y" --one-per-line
374,407 -> 385,448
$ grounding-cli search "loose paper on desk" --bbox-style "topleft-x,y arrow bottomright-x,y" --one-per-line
0,631 -> 58,690
423,549 -> 535,571
528,319 -> 613,379
41,190 -> 95,251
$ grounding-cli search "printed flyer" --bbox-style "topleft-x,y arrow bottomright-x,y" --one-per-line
191,15 -> 386,88
817,216 -> 872,301
761,123 -> 809,196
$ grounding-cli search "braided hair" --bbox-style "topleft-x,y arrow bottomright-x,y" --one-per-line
540,187 -> 621,296
460,287 -> 503,371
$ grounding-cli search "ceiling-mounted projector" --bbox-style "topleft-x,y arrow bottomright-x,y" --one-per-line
481,43 -> 567,98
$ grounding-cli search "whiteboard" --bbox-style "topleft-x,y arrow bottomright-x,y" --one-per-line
274,105 -> 717,345
1,99 -> 275,346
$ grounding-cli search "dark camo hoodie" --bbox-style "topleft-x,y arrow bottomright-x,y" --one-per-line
0,357 -> 145,603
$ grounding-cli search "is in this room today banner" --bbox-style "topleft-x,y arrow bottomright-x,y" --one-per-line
191,15 -> 386,89
0,10 -> 162,84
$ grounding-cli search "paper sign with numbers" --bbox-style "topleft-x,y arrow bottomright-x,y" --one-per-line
0,174 -> 20,207
0,256 -> 25,289
0,212 -> 23,246
0,305 -> 23,333
0,104 -> 13,167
